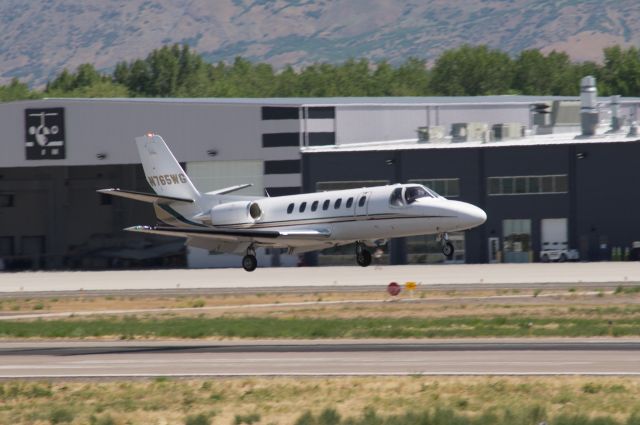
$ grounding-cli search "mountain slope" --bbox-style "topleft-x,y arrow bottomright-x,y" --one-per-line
2,0 -> 639,86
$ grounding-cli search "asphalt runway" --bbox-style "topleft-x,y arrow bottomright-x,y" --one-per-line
1,262 -> 639,295
1,339 -> 639,378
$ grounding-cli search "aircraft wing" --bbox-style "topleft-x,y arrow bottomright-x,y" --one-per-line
124,225 -> 332,242
98,188 -> 194,204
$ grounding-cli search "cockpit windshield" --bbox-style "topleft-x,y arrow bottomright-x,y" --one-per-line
389,185 -> 436,207
404,186 -> 431,204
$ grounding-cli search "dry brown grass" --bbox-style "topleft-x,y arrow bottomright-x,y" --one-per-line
2,288 -> 638,323
1,376 -> 639,425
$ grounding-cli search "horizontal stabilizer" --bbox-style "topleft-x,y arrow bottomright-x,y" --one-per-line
125,225 -> 331,242
97,188 -> 194,204
205,183 -> 254,195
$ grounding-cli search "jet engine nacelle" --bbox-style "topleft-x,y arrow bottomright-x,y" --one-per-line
209,201 -> 263,226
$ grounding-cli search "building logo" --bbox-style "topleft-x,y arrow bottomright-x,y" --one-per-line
25,108 -> 66,159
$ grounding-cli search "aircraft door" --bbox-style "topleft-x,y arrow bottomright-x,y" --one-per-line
354,192 -> 370,219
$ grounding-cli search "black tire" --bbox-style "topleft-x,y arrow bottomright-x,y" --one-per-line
541,254 -> 550,263
242,254 -> 257,272
442,241 -> 454,258
356,249 -> 372,267
558,253 -> 567,263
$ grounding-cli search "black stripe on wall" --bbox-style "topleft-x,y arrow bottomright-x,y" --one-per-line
262,132 -> 300,148
266,187 -> 301,196
264,160 -> 301,174
308,132 -> 336,146
308,107 -> 335,119
262,107 -> 299,120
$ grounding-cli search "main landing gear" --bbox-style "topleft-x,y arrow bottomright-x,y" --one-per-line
440,233 -> 454,259
242,246 -> 257,272
355,242 -> 372,267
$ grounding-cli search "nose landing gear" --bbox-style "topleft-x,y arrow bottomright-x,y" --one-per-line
440,233 -> 455,259
242,245 -> 257,272
355,242 -> 372,267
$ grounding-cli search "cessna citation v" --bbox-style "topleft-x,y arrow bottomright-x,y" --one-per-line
99,134 -> 487,272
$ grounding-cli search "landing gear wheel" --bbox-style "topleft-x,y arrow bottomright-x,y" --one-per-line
356,249 -> 372,267
442,241 -> 454,258
355,243 -> 372,267
541,254 -> 550,263
242,254 -> 257,272
558,253 -> 567,263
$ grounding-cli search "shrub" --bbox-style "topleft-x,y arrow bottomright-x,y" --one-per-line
235,413 -> 261,425
49,407 -> 74,424
186,413 -> 211,425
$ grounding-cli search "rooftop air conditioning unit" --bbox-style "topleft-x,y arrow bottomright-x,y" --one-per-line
417,126 -> 446,143
492,123 -> 524,141
451,122 -> 488,143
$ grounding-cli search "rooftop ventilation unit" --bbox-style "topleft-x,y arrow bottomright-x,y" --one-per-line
492,123 -> 524,141
417,126 -> 446,143
580,75 -> 599,137
451,122 -> 488,143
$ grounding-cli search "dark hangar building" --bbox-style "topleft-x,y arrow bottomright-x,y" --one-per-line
302,136 -> 640,265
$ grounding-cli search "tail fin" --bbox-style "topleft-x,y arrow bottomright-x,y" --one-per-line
135,134 -> 201,202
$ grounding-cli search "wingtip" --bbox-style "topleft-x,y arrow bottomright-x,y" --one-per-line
124,225 -> 154,232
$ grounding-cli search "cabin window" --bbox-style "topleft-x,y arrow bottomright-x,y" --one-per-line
322,200 -> 330,210
287,203 -> 294,214
311,200 -> 319,211
358,196 -> 367,207
334,198 -> 342,209
299,202 -> 307,213
346,197 -> 354,208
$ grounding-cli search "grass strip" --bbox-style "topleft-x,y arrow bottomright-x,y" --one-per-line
1,315 -> 639,339
1,377 -> 640,425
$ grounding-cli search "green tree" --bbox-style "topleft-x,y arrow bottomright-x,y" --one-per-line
429,45 -> 513,95
0,78 -> 38,101
391,57 -> 430,96
513,50 -> 581,95
599,46 -> 640,96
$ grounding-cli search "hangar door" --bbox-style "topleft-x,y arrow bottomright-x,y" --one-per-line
502,219 -> 531,263
541,218 -> 568,252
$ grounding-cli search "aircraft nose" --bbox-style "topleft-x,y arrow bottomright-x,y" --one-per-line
463,203 -> 487,227
450,201 -> 487,229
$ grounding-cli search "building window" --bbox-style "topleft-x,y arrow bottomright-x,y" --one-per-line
307,107 -> 335,119
264,160 -> 301,175
408,179 -> 460,198
334,198 -> 342,209
308,132 -> 336,146
0,194 -> 14,207
262,107 -> 299,120
287,203 -> 294,214
488,175 -> 568,195
262,133 -> 300,148
346,197 -> 354,208
311,201 -> 319,211
299,202 -> 307,213
322,200 -> 330,210
267,187 -> 300,196
316,180 -> 388,191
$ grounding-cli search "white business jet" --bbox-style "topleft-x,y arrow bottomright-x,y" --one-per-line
99,134 -> 487,271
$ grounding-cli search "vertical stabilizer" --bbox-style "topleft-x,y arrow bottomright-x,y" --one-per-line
135,134 -> 201,201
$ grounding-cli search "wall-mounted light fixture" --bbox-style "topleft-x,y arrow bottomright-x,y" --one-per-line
207,149 -> 218,157
385,159 -> 395,166
96,153 -> 107,160
576,152 -> 588,159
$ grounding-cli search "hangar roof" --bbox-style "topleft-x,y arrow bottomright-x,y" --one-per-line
37,95 -> 640,107
302,132 -> 640,153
